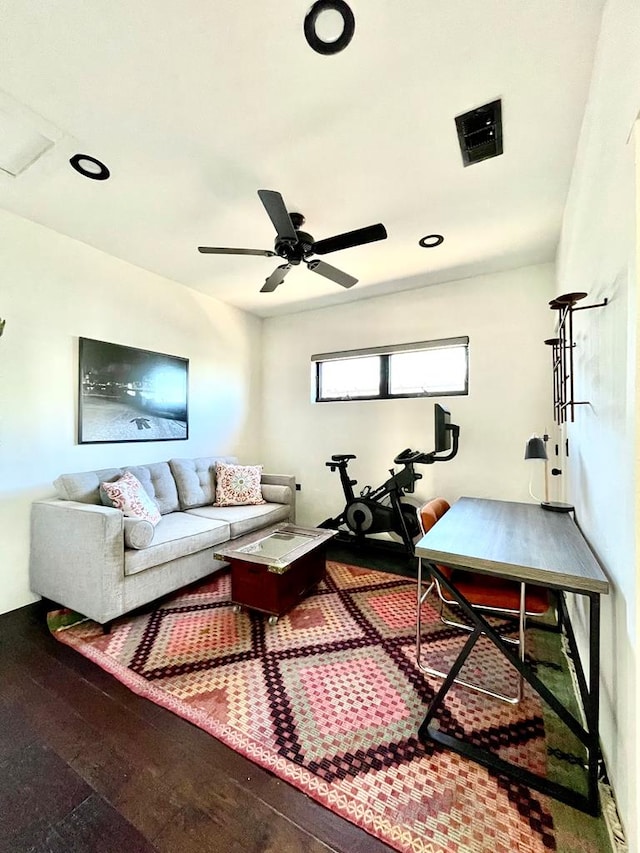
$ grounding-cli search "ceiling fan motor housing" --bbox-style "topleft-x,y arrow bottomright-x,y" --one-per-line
275,228 -> 315,264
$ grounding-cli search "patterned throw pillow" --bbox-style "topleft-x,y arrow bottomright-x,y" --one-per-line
213,462 -> 266,507
100,470 -> 161,525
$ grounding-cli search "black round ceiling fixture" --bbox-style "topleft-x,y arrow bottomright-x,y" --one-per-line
419,234 -> 444,248
304,0 -> 355,55
69,154 -> 110,181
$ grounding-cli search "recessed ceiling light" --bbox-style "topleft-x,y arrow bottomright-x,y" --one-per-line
69,153 -> 110,181
419,234 -> 444,248
304,0 -> 355,55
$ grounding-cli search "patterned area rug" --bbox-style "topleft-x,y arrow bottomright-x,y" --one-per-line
49,563 -> 611,853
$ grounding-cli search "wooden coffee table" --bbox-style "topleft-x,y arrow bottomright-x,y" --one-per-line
213,524 -> 337,624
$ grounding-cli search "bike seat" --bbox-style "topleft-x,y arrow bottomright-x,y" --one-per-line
330,454 -> 356,462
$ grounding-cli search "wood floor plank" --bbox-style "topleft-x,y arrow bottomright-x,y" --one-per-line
38,793 -> 157,853
0,695 -> 38,763
153,797 -> 333,853
0,659 -> 106,767
0,742 -> 92,851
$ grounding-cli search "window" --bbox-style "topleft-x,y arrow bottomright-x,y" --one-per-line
312,337 -> 469,402
318,355 -> 381,400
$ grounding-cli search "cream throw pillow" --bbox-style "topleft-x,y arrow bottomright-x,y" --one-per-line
101,470 -> 161,525
213,462 -> 266,507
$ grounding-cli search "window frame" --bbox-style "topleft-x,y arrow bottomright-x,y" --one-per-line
312,336 -> 469,403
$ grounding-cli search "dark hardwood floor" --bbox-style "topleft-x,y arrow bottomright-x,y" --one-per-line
0,545 -> 408,852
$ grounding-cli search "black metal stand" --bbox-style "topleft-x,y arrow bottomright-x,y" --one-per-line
417,562 -> 602,815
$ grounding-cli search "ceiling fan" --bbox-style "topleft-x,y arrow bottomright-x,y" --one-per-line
198,190 -> 387,293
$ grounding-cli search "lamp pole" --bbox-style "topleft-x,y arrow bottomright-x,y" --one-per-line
543,431 -> 550,504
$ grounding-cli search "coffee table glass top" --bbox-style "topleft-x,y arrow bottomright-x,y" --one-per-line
236,531 -> 315,561
213,524 -> 337,572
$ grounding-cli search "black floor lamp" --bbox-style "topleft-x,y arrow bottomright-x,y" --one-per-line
524,434 -> 574,513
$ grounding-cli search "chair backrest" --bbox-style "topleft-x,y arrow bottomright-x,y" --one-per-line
417,497 -> 450,535
416,497 -> 452,580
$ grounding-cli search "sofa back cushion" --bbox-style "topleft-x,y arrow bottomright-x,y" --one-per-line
169,456 -> 237,509
54,468 -> 124,504
125,462 -> 180,515
54,461 -> 179,515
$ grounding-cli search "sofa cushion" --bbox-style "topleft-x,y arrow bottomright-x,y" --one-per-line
260,484 -> 292,505
101,471 -> 162,525
125,462 -> 180,515
54,468 -> 124,504
213,462 -> 266,507
124,512 -> 230,576
186,502 -> 290,539
169,456 -> 237,509
123,517 -> 155,549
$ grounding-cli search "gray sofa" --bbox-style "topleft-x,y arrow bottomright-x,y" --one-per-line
29,456 -> 296,626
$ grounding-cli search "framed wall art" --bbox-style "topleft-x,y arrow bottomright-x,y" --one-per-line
78,338 -> 189,444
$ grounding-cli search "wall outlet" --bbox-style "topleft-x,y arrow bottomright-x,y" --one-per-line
295,483 -> 301,491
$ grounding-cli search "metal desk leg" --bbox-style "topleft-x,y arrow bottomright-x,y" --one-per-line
586,592 -> 601,814
417,564 -> 602,816
556,591 -> 603,814
418,624 -> 483,738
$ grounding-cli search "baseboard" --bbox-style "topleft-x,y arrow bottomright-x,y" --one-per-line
599,773 -> 628,852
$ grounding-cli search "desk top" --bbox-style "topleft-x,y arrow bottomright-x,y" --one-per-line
414,497 -> 609,595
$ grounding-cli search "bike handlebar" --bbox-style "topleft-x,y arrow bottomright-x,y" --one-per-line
393,448 -> 422,465
393,428 -> 460,466
327,426 -> 460,471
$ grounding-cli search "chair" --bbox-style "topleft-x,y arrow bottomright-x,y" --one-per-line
415,497 -> 550,703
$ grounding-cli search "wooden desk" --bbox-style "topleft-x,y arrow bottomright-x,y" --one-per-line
414,496 -> 609,815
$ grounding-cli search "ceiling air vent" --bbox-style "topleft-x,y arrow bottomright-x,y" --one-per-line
455,99 -> 502,167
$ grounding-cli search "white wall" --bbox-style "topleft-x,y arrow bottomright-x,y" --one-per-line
0,209 -> 262,615
261,263 -> 554,529
556,0 -> 640,845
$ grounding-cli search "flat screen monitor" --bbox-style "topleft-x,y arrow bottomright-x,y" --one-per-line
434,403 -> 452,453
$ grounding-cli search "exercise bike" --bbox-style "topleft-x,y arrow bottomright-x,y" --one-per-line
319,404 -> 460,555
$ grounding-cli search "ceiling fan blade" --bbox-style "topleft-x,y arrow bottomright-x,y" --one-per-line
312,223 -> 387,256
260,263 -> 292,293
198,246 -> 276,256
257,190 -> 297,242
307,259 -> 358,289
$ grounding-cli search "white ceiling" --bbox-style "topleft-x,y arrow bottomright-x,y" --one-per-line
0,1 -> 605,318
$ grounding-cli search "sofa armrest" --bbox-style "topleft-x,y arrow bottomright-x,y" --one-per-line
261,473 -> 296,523
30,499 -> 126,624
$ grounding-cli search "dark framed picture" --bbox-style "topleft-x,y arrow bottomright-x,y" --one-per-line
78,338 -> 189,444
